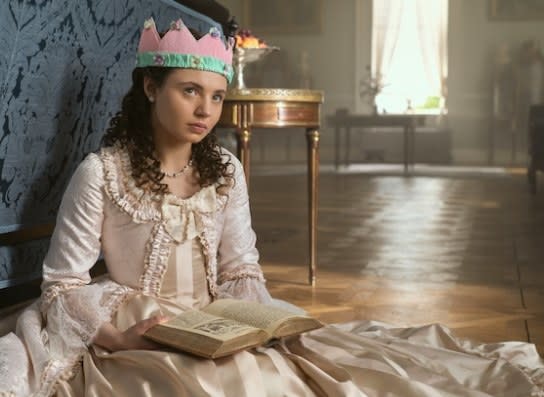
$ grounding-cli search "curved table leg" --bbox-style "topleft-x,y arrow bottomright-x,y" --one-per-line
306,128 -> 320,286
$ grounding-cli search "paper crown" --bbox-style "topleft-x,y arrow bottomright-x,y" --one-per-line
136,18 -> 234,83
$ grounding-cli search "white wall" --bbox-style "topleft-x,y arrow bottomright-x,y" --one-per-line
449,0 -> 544,163
220,0 -> 544,166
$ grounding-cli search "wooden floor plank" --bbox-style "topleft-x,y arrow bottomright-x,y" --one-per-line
249,168 -> 544,355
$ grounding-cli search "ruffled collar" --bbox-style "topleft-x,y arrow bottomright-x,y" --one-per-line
100,145 -> 227,231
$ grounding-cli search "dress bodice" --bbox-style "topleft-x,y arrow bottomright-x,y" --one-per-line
160,238 -> 211,309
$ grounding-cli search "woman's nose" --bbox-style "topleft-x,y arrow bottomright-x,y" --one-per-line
195,99 -> 211,117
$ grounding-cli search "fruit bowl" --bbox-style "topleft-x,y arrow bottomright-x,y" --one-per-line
232,47 -> 279,89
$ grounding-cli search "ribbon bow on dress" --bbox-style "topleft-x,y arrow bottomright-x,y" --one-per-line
161,186 -> 217,243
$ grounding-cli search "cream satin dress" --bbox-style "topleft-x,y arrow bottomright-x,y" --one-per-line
55,231 -> 543,397
1,146 -> 543,397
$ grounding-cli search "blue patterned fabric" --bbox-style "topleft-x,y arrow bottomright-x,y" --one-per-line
0,0 -> 223,288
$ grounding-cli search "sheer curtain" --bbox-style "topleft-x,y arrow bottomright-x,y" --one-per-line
371,2 -> 404,94
372,0 -> 448,114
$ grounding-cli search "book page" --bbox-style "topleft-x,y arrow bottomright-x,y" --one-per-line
203,299 -> 304,335
159,309 -> 259,341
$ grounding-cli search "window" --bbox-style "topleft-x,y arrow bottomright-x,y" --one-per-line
369,0 -> 448,114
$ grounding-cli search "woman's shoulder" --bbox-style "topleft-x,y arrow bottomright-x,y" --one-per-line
70,146 -> 126,188
69,152 -> 105,187
68,145 -> 130,202
59,152 -> 106,204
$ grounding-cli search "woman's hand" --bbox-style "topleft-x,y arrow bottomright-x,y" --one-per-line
118,315 -> 168,350
94,315 -> 169,352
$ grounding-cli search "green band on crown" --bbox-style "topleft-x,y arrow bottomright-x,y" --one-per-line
136,52 -> 233,83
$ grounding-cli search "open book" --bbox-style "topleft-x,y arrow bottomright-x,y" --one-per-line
144,299 -> 323,359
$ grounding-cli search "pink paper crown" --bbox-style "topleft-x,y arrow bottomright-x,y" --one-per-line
136,18 -> 234,82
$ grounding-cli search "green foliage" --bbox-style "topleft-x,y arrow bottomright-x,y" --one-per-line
415,96 -> 440,109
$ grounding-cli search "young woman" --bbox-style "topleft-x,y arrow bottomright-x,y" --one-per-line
1,18 -> 543,397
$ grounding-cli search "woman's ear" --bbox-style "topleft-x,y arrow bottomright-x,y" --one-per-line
143,76 -> 157,103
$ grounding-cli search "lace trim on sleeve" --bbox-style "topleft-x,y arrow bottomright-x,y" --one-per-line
45,280 -> 133,349
40,282 -> 84,314
217,266 -> 266,284
38,281 -> 134,397
216,276 -> 272,304
0,333 -> 30,397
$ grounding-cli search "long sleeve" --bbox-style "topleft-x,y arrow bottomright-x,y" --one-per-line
216,155 -> 273,304
41,154 -> 104,297
38,154 -> 127,358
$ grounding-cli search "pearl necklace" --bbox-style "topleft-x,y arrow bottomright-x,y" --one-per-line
162,159 -> 193,178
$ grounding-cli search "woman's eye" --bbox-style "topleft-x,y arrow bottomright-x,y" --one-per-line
212,94 -> 224,102
184,87 -> 197,95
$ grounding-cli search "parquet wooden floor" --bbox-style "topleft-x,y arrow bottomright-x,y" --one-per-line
248,167 -> 544,355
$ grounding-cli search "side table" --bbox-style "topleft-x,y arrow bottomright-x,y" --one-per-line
217,88 -> 324,286
327,109 -> 426,172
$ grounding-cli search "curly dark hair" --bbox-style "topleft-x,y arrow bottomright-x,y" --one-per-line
102,66 -> 234,194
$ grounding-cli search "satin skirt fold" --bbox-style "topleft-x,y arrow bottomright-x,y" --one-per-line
55,295 -> 544,397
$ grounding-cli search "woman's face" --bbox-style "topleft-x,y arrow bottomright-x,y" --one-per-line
145,68 -> 228,145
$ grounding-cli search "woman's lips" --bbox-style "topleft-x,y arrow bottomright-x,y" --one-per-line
188,123 -> 208,134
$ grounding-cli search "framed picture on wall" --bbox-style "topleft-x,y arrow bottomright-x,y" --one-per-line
242,0 -> 323,34
490,0 -> 544,20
